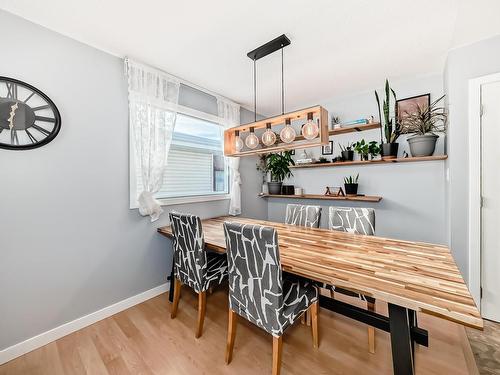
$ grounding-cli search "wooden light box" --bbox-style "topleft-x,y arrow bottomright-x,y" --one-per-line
224,105 -> 329,156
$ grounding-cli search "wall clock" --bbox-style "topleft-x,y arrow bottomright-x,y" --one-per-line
0,76 -> 61,150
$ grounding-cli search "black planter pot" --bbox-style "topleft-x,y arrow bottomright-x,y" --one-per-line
267,182 -> 282,195
341,150 -> 354,161
281,185 -> 295,195
381,143 -> 399,159
344,183 -> 359,196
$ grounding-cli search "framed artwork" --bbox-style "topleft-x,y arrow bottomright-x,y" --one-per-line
397,93 -> 430,121
322,140 -> 333,155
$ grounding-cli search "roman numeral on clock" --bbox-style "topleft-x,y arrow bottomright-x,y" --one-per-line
6,82 -> 17,99
25,129 -> 37,143
10,129 -> 18,145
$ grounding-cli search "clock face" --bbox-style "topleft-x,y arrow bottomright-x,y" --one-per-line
0,76 -> 61,150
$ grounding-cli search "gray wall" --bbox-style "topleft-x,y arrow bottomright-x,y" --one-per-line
0,10 -> 264,351
444,34 -> 500,283
268,74 -> 448,245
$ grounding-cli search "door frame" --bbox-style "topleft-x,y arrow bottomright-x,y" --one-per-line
468,72 -> 500,308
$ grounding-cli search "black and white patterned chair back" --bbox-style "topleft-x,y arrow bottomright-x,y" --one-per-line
285,204 -> 321,228
169,212 -> 207,293
223,222 -> 285,336
328,207 -> 375,235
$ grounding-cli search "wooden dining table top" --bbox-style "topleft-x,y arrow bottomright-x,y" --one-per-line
157,216 -> 483,330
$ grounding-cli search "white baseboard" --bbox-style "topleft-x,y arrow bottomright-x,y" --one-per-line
0,282 -> 170,365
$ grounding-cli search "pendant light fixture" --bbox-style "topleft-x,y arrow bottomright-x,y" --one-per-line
245,126 -> 259,149
280,118 -> 296,143
301,112 -> 319,140
262,122 -> 276,146
234,130 -> 244,152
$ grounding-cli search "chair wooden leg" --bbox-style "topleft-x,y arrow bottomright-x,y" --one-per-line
225,309 -> 237,364
195,291 -> 207,338
170,278 -> 181,319
367,300 -> 376,354
272,335 -> 283,375
306,309 -> 311,326
301,311 -> 307,325
310,301 -> 319,348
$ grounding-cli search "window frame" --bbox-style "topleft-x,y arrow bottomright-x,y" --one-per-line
129,104 -> 231,209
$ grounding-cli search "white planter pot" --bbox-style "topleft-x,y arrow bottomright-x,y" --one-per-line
407,134 -> 439,157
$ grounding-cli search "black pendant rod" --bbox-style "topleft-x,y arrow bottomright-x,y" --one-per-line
253,58 -> 257,122
281,47 -> 284,115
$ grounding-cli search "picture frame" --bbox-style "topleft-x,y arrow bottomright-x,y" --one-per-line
396,93 -> 430,121
322,140 -> 334,155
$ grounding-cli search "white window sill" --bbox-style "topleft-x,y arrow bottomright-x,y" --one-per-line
129,194 -> 231,209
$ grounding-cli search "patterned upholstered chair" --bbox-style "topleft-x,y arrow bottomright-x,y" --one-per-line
169,212 -> 228,338
285,204 -> 321,228
327,206 -> 377,353
223,222 -> 318,375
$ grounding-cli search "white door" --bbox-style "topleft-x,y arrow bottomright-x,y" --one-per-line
481,80 -> 500,322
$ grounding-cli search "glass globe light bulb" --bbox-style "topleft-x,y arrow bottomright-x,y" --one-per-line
301,112 -> 319,140
235,131 -> 244,152
245,127 -> 259,149
280,118 -> 296,144
261,123 -> 276,146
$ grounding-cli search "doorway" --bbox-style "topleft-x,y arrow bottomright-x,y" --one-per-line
469,72 -> 500,322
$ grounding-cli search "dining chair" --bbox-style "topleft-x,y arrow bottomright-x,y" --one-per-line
223,222 -> 319,375
327,206 -> 377,353
284,204 -> 321,228
169,212 -> 228,338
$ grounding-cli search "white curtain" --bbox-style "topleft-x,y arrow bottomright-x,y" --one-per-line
217,98 -> 241,216
126,58 -> 180,222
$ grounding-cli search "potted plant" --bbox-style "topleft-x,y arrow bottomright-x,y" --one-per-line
339,142 -> 354,161
375,79 -> 401,159
265,151 -> 295,195
344,173 -> 359,196
400,95 -> 447,157
368,141 -> 381,160
353,139 -> 370,161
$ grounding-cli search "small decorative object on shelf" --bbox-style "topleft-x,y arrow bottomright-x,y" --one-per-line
332,115 -> 341,129
282,185 -> 295,195
339,142 -> 354,161
294,187 -> 303,195
353,139 -> 370,161
296,149 -> 316,165
245,127 -> 259,149
339,118 -> 368,127
375,79 -> 401,160
322,140 -> 334,155
301,112 -> 319,140
399,95 -> 447,157
318,156 -> 329,163
325,186 -> 345,197
344,173 -> 359,196
369,141 -> 381,160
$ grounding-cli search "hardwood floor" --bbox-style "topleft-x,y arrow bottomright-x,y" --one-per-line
0,287 -> 478,374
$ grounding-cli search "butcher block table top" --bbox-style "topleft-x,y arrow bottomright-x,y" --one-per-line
158,216 -> 483,330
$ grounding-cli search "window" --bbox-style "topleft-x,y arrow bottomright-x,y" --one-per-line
134,112 -> 229,204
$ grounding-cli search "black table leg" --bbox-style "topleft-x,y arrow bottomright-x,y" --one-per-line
388,303 -> 415,375
168,263 -> 175,303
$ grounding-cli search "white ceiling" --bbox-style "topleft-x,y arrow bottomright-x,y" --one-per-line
1,0 -> 500,115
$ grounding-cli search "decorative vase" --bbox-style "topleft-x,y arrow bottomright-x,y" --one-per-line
407,134 -> 438,157
344,183 -> 359,196
262,183 -> 269,194
381,143 -> 399,160
341,150 -> 354,161
267,181 -> 282,195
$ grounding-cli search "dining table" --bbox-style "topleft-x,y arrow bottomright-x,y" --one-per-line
158,216 -> 483,375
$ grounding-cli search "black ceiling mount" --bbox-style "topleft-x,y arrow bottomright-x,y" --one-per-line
247,34 -> 291,61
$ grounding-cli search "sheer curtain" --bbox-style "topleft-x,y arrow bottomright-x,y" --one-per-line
217,98 -> 241,216
126,58 -> 180,222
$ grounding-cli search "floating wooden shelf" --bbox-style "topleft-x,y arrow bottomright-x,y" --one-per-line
259,194 -> 382,202
291,155 -> 448,169
224,105 -> 329,156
